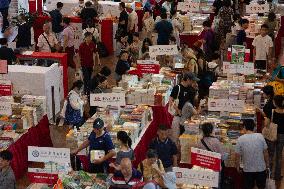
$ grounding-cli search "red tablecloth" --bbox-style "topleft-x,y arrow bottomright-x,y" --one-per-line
179,34 -> 201,48
7,115 -> 53,180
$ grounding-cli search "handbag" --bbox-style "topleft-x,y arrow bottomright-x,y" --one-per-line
168,85 -> 180,116
42,33 -> 57,52
266,169 -> 276,189
64,95 -> 83,126
262,110 -> 278,142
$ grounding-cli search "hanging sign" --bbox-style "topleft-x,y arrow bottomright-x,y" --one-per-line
246,3 -> 269,14
149,45 -> 179,57
0,60 -> 8,74
177,2 -> 200,12
90,93 -> 126,107
223,62 -> 255,75
231,45 -> 245,64
0,80 -> 12,96
28,146 -> 70,163
208,98 -> 245,113
137,60 -> 160,74
173,167 -> 219,188
0,101 -> 12,116
191,147 -> 222,172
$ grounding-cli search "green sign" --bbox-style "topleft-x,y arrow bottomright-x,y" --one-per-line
231,45 -> 245,64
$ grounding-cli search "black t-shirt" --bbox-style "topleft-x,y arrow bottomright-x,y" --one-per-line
170,84 -> 188,110
49,9 -> 63,33
272,111 -> 284,134
118,10 -> 128,32
186,86 -> 197,106
80,7 -> 98,26
263,99 -> 275,119
237,29 -> 246,45
0,46 -> 17,65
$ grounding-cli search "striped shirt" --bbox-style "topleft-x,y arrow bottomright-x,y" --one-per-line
110,168 -> 143,188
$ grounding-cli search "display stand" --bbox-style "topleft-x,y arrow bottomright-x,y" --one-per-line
16,52 -> 68,98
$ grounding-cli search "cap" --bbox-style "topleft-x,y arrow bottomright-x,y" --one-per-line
183,72 -> 200,82
163,172 -> 177,189
93,118 -> 104,129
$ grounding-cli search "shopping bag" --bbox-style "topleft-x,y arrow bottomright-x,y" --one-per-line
266,170 -> 276,189
168,85 -> 180,116
262,110 -> 278,142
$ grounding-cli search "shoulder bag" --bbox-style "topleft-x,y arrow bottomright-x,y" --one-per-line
262,109 -> 278,142
42,33 -> 57,52
168,85 -> 180,116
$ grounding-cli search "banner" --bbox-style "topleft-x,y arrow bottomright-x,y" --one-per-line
231,45 -> 245,64
90,93 -> 126,107
27,172 -> 58,185
137,60 -> 160,74
191,147 -> 222,171
0,101 -> 12,116
223,62 -> 254,75
177,2 -> 199,12
149,45 -> 179,57
28,146 -> 70,163
173,167 -> 219,188
0,60 -> 8,74
227,48 -> 250,63
0,80 -> 12,96
246,3 -> 269,14
208,98 -> 245,113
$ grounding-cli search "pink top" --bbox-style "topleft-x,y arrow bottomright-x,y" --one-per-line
62,26 -> 75,47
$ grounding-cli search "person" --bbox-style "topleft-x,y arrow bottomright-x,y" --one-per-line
0,0 -> 11,33
154,12 -> 173,45
217,0 -> 234,39
149,124 -> 178,172
169,72 -> 200,144
79,32 -> 100,94
115,51 -> 131,83
37,23 -> 59,52
264,12 -> 277,40
49,2 -> 64,36
142,10 -> 155,40
115,34 -> 129,57
62,17 -> 75,68
201,20 -> 216,61
110,131 -> 134,170
88,66 -> 112,116
72,118 -> 116,173
235,119 -> 269,189
61,80 -> 86,129
252,24 -> 274,71
128,32 -> 142,63
91,0 -> 103,16
82,19 -> 100,43
162,0 -> 171,13
0,150 -> 16,189
236,18 -> 249,46
171,10 -> 182,47
140,38 -> 152,59
127,5 -> 138,33
72,0 -> 85,16
118,2 -> 129,35
227,13 -> 241,47
0,38 -> 18,65
16,14 -> 33,49
212,0 -> 223,16
267,95 -> 284,186
138,149 -> 165,186
110,158 -> 143,188
181,47 -> 198,74
80,1 -> 98,30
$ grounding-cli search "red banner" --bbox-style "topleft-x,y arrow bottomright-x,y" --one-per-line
28,172 -> 58,185
137,64 -> 160,74
191,147 -> 221,172
0,80 -> 12,96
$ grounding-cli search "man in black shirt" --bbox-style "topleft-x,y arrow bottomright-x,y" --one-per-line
118,2 -> 128,35
169,72 -> 200,144
49,2 -> 64,35
80,1 -> 98,29
0,38 -> 18,65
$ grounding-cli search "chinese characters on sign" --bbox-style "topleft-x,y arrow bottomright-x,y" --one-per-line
231,45 -> 245,64
177,2 -> 200,12
0,101 -> 12,116
28,146 -> 70,163
137,60 -> 160,74
0,80 -> 12,96
223,62 -> 255,75
149,45 -> 179,57
90,93 -> 126,107
208,98 -> 245,113
246,3 -> 269,14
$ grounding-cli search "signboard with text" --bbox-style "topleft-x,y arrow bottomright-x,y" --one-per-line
177,2 -> 200,12
173,167 -> 219,188
90,93 -> 126,107
0,80 -> 12,96
231,45 -> 245,64
137,60 -> 160,74
208,98 -> 245,113
246,3 -> 269,14
0,60 -> 8,74
191,147 -> 222,172
223,62 -> 255,75
149,45 -> 179,57
28,146 -> 70,163
0,101 -> 12,116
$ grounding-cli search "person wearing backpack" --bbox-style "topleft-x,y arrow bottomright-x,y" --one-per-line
201,20 -> 219,61
138,149 -> 165,187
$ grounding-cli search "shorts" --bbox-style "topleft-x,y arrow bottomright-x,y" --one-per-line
243,170 -> 267,189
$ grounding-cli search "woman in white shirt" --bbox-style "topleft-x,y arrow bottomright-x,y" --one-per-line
171,10 -> 183,47
142,10 -> 155,40
162,0 -> 171,13
62,80 -> 87,129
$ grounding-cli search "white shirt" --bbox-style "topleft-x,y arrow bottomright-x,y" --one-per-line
231,23 -> 240,36
162,2 -> 171,12
143,17 -> 155,32
128,11 -> 138,32
172,17 -> 182,34
61,90 -> 84,117
252,35 -> 273,60
37,32 -> 58,52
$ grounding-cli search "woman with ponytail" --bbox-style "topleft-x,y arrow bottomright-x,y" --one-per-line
110,131 -> 135,170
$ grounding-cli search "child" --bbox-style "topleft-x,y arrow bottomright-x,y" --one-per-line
236,18 -> 249,46
128,32 -> 142,63
115,34 -> 129,57
115,51 -> 130,83
0,150 -> 16,189
110,131 -> 134,170
252,24 -> 273,71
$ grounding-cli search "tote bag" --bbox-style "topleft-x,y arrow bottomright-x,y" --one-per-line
168,85 -> 180,116
262,110 -> 278,142
266,169 -> 276,189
